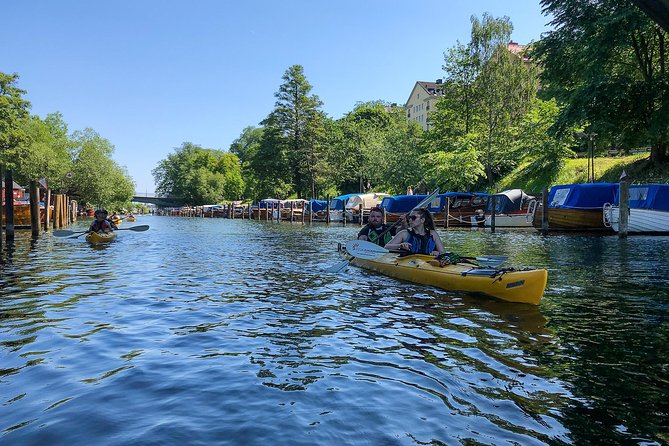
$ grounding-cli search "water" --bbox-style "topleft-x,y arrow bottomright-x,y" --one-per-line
1,217 -> 668,445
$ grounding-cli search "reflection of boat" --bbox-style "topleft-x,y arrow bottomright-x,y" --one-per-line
471,189 -> 535,228
604,184 -> 669,234
329,192 -> 390,222
532,183 -> 618,232
351,253 -> 548,305
380,195 -> 429,223
86,231 -> 117,244
428,192 -> 490,227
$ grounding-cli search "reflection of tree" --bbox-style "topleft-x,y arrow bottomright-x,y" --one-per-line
537,236 -> 669,443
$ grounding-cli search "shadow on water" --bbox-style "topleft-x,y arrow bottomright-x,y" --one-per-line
0,219 -> 667,444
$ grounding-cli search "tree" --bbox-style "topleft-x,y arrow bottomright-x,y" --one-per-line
264,65 -> 327,198
67,128 -> 134,208
0,72 -> 31,168
229,126 -> 264,200
471,13 -> 539,185
153,142 -> 244,205
536,0 -> 669,164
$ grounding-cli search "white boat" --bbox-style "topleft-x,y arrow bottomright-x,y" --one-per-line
329,192 -> 390,222
603,184 -> 669,233
470,189 -> 535,228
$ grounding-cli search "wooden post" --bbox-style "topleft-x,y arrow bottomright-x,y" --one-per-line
5,170 -> 15,241
53,194 -> 61,229
71,200 -> 77,223
266,203 -> 270,221
342,203 -> 346,226
541,187 -> 549,235
325,195 -> 331,225
490,195 -> 496,233
445,197 -> 450,230
30,180 -> 40,238
66,196 -> 71,225
308,201 -> 313,225
248,204 -> 252,220
359,204 -> 364,227
619,179 -> 629,238
301,201 -> 305,224
230,203 -> 234,219
290,200 -> 294,222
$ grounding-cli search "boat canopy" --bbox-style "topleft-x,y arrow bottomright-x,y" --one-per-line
329,193 -> 359,211
614,184 -> 669,211
258,198 -> 281,209
329,192 -> 389,211
309,199 -> 327,212
380,194 -> 429,213
548,183 -> 619,209
486,189 -> 535,213
427,192 -> 490,212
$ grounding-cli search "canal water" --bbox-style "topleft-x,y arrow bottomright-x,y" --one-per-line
1,216 -> 667,445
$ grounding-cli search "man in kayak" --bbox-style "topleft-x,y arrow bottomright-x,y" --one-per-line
385,208 -> 446,256
89,209 -> 114,234
358,207 -> 396,247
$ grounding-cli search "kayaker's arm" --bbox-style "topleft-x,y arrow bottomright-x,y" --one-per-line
385,230 -> 409,252
431,230 -> 446,256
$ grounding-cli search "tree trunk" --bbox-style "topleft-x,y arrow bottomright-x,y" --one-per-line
650,136 -> 668,166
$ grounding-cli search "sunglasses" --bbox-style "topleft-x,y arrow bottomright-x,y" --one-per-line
409,215 -> 421,220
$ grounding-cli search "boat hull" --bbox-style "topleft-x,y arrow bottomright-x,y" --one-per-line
533,207 -> 612,232
352,253 -> 547,305
86,231 -> 117,244
471,213 -> 533,228
608,207 -> 669,233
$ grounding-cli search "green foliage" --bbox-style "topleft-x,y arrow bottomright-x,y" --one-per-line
229,126 -> 264,200
421,135 -> 486,191
535,0 -> 669,164
153,142 -> 244,205
67,128 -> 135,208
0,72 -> 31,168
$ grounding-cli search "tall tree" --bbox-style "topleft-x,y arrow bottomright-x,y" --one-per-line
536,0 -> 669,164
265,65 -> 327,198
471,13 -> 539,185
229,126 -> 264,200
0,72 -> 31,168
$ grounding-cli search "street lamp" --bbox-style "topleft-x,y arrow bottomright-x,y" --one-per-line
576,131 -> 597,183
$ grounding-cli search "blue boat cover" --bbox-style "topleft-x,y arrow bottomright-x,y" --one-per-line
380,195 -> 428,213
614,184 -> 669,211
309,199 -> 327,212
486,189 -> 535,213
427,192 -> 490,212
548,183 -> 619,209
329,193 -> 359,211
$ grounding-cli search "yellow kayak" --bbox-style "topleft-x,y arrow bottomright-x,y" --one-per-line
112,219 -> 122,225
351,253 -> 548,305
86,231 -> 117,244
126,217 -> 136,222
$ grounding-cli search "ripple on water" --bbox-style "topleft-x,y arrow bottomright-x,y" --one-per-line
0,219 -> 667,444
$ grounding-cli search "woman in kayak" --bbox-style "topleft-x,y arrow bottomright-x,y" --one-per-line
89,209 -> 114,234
385,208 -> 445,256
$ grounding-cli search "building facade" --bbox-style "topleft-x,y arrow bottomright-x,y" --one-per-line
404,80 -> 444,131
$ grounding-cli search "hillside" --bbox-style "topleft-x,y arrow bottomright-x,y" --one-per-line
496,154 -> 669,194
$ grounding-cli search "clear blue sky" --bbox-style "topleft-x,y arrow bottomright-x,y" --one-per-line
1,0 -> 551,194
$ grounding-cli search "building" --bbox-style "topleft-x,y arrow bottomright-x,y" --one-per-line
404,80 -> 444,131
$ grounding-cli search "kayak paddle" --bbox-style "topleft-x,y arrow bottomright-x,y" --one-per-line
53,225 -> 150,237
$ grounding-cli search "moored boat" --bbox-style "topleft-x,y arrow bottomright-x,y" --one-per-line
126,216 -> 136,222
351,253 -> 547,305
604,184 -> 669,234
471,189 -> 535,228
85,231 -> 117,244
532,183 -> 618,232
329,192 -> 390,222
380,194 -> 429,223
428,192 -> 490,227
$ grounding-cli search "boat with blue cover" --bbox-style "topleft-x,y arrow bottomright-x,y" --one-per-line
604,184 -> 669,234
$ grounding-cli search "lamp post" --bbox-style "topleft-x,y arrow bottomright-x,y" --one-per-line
576,131 -> 598,183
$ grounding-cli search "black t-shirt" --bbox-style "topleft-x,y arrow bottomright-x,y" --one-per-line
358,224 -> 396,247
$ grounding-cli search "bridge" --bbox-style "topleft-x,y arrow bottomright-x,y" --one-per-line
132,193 -> 185,207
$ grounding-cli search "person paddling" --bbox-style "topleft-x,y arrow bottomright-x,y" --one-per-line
358,207 -> 397,247
89,209 -> 114,234
385,208 -> 445,256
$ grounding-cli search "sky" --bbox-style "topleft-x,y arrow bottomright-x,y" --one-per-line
1,1 -> 552,194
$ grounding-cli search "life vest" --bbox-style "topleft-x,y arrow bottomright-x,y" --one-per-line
91,219 -> 111,233
405,229 -> 436,255
367,225 -> 393,247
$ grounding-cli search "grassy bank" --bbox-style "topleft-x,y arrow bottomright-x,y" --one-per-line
497,154 -> 669,193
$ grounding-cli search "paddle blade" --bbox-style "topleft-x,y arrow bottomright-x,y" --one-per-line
346,240 -> 388,260
53,230 -> 76,237
475,256 -> 508,267
127,225 -> 150,232
324,260 -> 350,273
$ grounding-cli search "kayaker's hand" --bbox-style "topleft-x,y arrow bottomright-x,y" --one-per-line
399,242 -> 411,251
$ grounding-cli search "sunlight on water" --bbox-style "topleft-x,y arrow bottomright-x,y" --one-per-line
1,217 -> 668,445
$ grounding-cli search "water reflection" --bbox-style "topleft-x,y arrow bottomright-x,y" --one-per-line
0,218 -> 667,444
